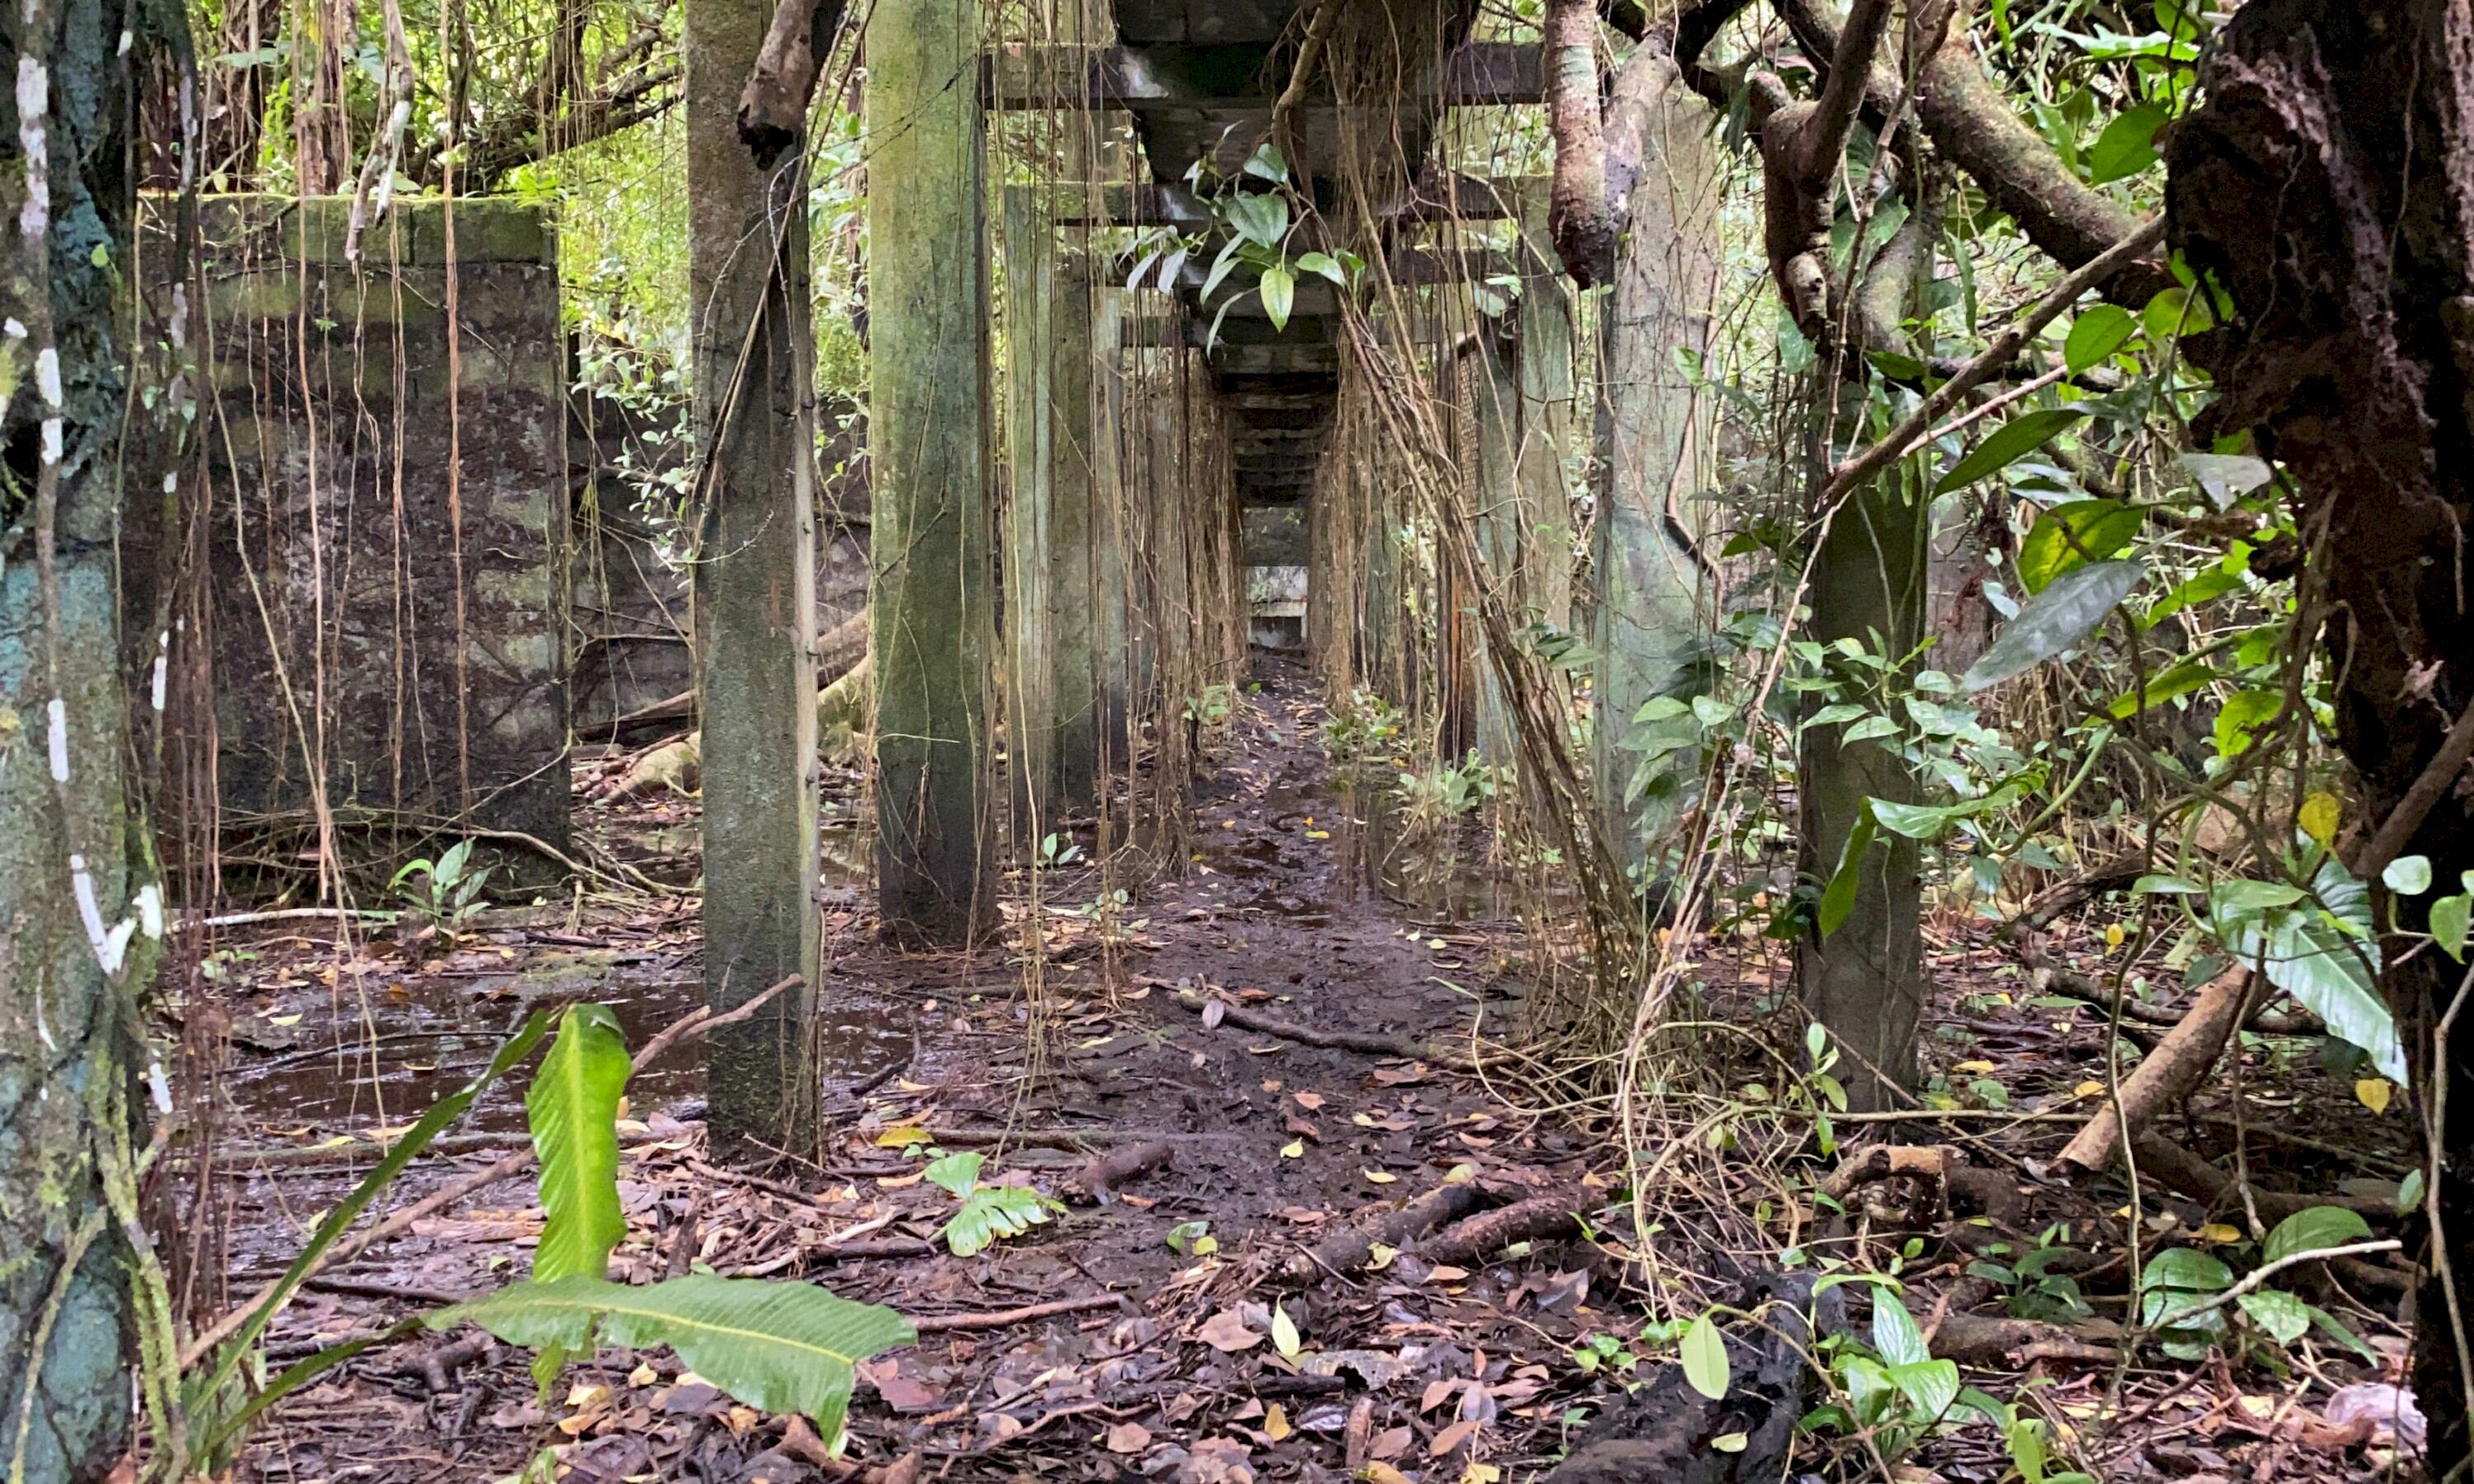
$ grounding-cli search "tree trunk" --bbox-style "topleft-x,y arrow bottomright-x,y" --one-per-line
687,0 -> 822,1159
865,0 -> 996,942
2,1 -> 152,1474
2166,0 -> 2474,1463
1592,49 -> 1723,869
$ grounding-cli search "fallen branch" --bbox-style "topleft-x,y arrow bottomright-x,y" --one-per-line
1066,1139 -> 1174,1205
1283,1178 -> 1486,1284
1999,851 -> 2148,939
181,977 -> 802,1368
1413,1189 -> 1587,1267
910,1294 -> 1127,1334
2055,961 -> 2251,1177
1930,1312 -> 2119,1367
2128,1134 -> 2392,1225
1174,988 -> 1475,1071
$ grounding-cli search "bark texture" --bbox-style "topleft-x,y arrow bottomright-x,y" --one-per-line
2166,0 -> 2474,1464
687,0 -> 822,1159
1,0 -> 144,1473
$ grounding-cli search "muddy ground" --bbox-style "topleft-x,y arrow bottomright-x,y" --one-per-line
179,660 -> 2420,1483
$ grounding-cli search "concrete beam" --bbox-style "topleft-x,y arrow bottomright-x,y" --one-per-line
986,41 -> 1540,111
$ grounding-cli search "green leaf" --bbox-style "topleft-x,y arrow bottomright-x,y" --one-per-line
2133,874 -> 2204,896
529,1004 -> 631,1283
2104,661 -> 2223,722
2213,688 -> 2284,758
1295,251 -> 1343,284
2386,857 -> 2434,895
2143,570 -> 2243,627
1680,1313 -> 1729,1400
1223,192 -> 1288,247
2434,893 -> 2471,960
1818,808 -> 1880,940
2262,1205 -> 2373,1265
1241,142 -> 1289,185
2143,284 -> 2215,340
198,1011 -> 554,1404
1802,702 -> 1868,731
923,1151 -> 983,1199
2212,863 -> 2405,1082
2018,500 -> 2144,594
2086,102 -> 2170,184
1872,1290 -> 1930,1365
2064,304 -> 2138,373
435,1275 -> 914,1445
1870,800 -> 1964,839
2236,1289 -> 2310,1344
1888,1358 -> 1961,1419
1962,560 -> 2145,693
1272,1304 -> 1302,1360
1935,408 -> 2091,495
2142,1247 -> 2234,1296
1258,265 -> 1296,331
942,1185 -> 1058,1256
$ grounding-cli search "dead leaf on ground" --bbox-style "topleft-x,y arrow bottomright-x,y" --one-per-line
1106,1421 -> 1153,1454
1199,1308 -> 1264,1352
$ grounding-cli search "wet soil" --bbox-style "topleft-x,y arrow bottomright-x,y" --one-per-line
188,660 -> 2416,1484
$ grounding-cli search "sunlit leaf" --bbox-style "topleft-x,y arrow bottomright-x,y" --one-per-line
2018,500 -> 2146,594
2086,102 -> 2170,184
2063,304 -> 2138,373
529,1004 -> 630,1284
1258,265 -> 1295,331
435,1275 -> 913,1446
2263,1205 -> 2373,1264
1680,1313 -> 1729,1400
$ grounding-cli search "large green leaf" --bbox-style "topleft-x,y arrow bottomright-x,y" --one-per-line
2263,1205 -> 2373,1265
2103,659 -> 2222,719
2063,304 -> 2138,373
943,1185 -> 1059,1257
1818,806 -> 1880,939
195,1010 -> 553,1407
1872,1290 -> 1929,1365
1962,560 -> 2145,693
2017,500 -> 2144,594
1935,408 -> 2089,495
2086,102 -> 2169,184
1680,1313 -> 1729,1400
435,1275 -> 915,1444
530,1004 -> 631,1283
2210,862 -> 2405,1082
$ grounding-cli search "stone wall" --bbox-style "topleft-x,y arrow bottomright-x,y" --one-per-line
188,196 -> 571,854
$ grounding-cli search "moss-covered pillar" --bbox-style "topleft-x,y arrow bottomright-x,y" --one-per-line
868,0 -> 995,940
1470,315 -> 1522,771
1091,287 -> 1132,772
687,0 -> 820,1156
1592,56 -> 1721,872
1515,188 -> 1578,633
1003,198 -> 1099,829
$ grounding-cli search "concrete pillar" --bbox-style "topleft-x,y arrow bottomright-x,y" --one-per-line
868,0 -> 995,942
1004,195 -> 1099,829
1515,190 -> 1578,633
686,0 -> 821,1157
1470,314 -> 1522,771
1592,57 -> 1722,872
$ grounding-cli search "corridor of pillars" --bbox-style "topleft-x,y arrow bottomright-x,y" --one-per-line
697,0 -> 1718,1148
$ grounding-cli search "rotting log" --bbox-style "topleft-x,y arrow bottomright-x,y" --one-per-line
868,0 -> 997,942
2055,964 -> 2252,1177
687,0 -> 821,1158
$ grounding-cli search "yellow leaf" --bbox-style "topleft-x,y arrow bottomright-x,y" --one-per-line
2197,1223 -> 2243,1245
1363,1168 -> 1399,1185
1280,1139 -> 1305,1158
2074,1080 -> 2106,1098
2300,791 -> 2342,846
1305,829 -> 1331,840
627,1362 -> 660,1388
1361,1466 -> 1414,1484
1263,1403 -> 1292,1442
2358,1077 -> 2393,1115
2105,923 -> 2126,949
876,1125 -> 932,1148
1366,1242 -> 1399,1270
1712,1433 -> 1749,1453
1460,1466 -> 1503,1484
1954,1059 -> 1996,1074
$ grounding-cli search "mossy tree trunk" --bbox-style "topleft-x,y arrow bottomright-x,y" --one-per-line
2,0 -> 161,1473
687,0 -> 821,1158
866,0 -> 995,942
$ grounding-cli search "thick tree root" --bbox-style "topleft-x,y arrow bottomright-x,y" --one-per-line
1413,1189 -> 1588,1268
2056,963 -> 2252,1176
1282,1179 -> 1486,1284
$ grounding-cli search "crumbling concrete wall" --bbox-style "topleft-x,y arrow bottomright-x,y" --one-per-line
190,196 -> 571,854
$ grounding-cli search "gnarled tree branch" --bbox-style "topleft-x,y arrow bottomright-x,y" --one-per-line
737,0 -> 850,164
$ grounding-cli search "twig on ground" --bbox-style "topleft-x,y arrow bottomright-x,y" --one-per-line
1174,987 -> 1475,1070
910,1294 -> 1128,1334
